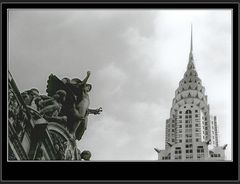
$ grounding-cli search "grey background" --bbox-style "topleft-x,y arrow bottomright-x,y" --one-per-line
8,9 -> 232,160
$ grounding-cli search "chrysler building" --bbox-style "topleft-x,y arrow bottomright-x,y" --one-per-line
155,26 -> 227,161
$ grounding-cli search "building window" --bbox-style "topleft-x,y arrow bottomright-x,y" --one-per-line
179,111 -> 182,114
175,147 -> 182,160
196,138 -> 200,142
186,154 -> 193,159
195,133 -> 200,137
197,146 -> 204,159
186,110 -> 192,114
179,139 -> 182,143
195,110 -> 198,113
186,144 -> 192,148
186,139 -> 192,143
195,114 -> 198,118
179,116 -> 182,118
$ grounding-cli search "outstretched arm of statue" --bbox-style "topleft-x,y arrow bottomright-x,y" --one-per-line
87,107 -> 102,115
82,71 -> 91,85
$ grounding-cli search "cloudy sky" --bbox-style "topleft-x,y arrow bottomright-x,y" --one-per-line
8,9 -> 232,160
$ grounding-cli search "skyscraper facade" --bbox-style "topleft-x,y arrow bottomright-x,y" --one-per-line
156,27 -> 227,161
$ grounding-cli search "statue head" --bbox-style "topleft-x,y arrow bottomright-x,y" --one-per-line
80,150 -> 91,161
62,77 -> 70,84
84,84 -> 92,93
30,88 -> 39,97
56,90 -> 66,102
21,91 -> 31,105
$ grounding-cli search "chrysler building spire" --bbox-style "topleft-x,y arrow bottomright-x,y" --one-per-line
188,24 -> 195,70
190,24 -> 193,53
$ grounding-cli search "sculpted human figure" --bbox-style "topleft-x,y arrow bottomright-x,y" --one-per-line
21,88 -> 41,111
46,71 -> 102,140
69,71 -> 102,140
39,90 -> 67,123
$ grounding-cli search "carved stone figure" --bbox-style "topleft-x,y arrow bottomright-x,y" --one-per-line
64,138 -> 78,160
46,71 -> 102,140
21,88 -> 42,111
80,150 -> 91,161
9,89 -> 27,141
38,90 -> 67,124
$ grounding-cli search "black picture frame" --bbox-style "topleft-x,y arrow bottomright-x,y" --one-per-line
1,1 -> 239,183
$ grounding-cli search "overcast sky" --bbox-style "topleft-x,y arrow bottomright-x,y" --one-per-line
8,9 -> 232,160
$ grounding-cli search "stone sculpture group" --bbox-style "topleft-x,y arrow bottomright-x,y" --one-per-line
20,71 -> 102,160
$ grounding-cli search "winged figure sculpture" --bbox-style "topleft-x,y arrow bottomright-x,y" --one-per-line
46,71 -> 102,140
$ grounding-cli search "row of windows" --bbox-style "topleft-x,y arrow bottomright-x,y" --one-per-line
174,146 -> 203,155
162,154 -> 171,160
183,78 -> 199,83
178,114 -> 201,119
186,154 -> 193,159
178,138 -> 201,142
162,152 -> 220,160
210,154 -> 221,157
185,71 -> 197,76
179,109 -> 199,114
